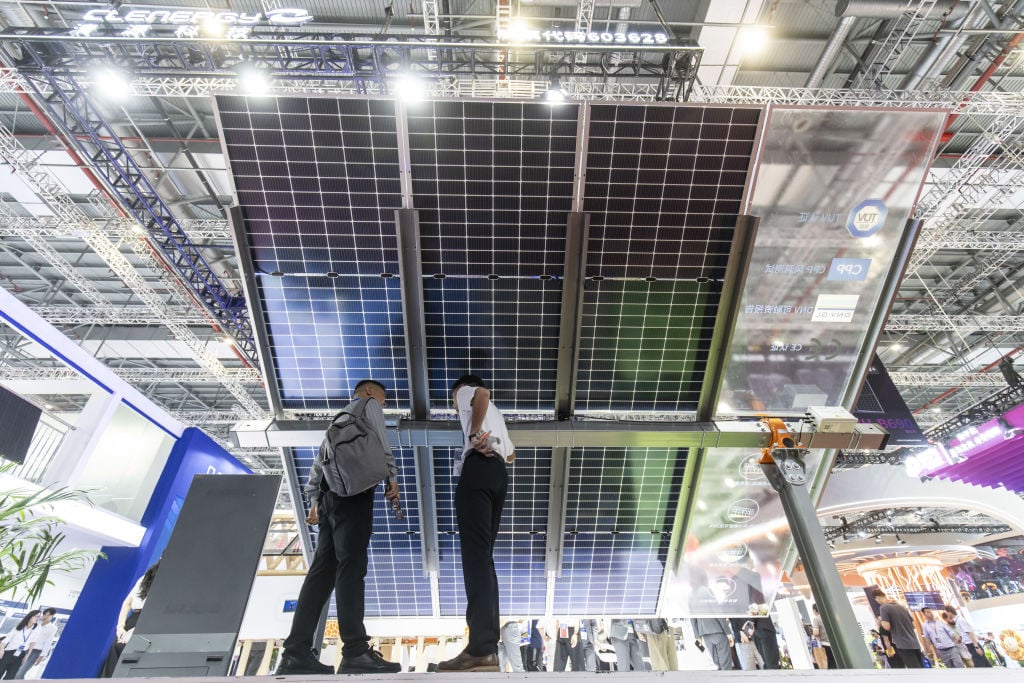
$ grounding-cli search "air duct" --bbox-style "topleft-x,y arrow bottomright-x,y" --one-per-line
806,15 -> 857,88
836,0 -> 970,22
900,1 -> 986,89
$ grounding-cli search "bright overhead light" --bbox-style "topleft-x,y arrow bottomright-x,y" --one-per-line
236,65 -> 271,96
201,17 -> 225,37
221,335 -> 234,346
91,66 -> 131,102
544,85 -> 566,103
505,17 -> 534,43
392,75 -> 426,102
737,25 -> 770,55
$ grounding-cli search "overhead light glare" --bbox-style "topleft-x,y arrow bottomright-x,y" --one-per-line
737,25 -> 770,55
544,85 -> 566,103
91,66 -> 131,102
392,75 -> 426,102
504,17 -> 534,43
237,65 -> 271,96
201,17 -> 225,37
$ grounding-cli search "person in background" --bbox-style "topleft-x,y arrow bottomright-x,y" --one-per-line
608,620 -> 644,671
692,617 -> 733,671
579,619 -> 600,672
982,632 -> 1007,666
869,629 -> 890,668
526,619 -> 546,671
873,588 -> 924,668
0,611 -> 39,680
497,620 -> 524,673
751,616 -> 781,669
943,605 -> 989,667
101,562 -> 159,678
552,619 -> 584,672
811,604 -> 835,669
13,608 -> 56,679
920,607 -> 964,668
729,618 -> 758,670
277,380 -> 401,676
642,619 -> 677,671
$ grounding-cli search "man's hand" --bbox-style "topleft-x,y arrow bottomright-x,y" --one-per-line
385,479 -> 400,504
570,633 -> 578,648
470,430 -> 493,454
306,504 -> 319,526
740,633 -> 750,644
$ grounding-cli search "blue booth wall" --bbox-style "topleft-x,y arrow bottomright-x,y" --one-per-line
44,427 -> 251,678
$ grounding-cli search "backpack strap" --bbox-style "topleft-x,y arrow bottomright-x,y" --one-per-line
330,397 -> 369,424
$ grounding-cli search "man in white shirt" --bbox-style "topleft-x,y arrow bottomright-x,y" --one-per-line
920,608 -> 964,668
943,605 -> 989,667
14,608 -> 57,679
438,375 -> 515,673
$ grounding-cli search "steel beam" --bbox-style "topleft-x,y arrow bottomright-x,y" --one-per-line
0,365 -> 260,383
554,213 -> 588,420
231,418 -> 889,450
890,371 -> 1005,387
761,451 -> 874,669
544,447 -> 570,576
396,210 -> 429,421
33,304 -> 209,326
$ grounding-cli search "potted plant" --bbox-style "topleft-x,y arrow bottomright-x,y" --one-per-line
0,462 -> 104,602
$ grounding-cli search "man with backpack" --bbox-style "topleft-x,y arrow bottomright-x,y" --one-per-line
438,375 -> 515,672
276,380 -> 401,675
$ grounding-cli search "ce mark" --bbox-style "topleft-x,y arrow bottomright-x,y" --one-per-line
805,338 -> 841,361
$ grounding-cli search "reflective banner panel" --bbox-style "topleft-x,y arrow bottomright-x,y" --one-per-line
718,107 -> 944,417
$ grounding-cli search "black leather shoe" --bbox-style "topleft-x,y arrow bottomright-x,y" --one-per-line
339,648 -> 401,674
437,650 -> 499,672
275,650 -> 335,675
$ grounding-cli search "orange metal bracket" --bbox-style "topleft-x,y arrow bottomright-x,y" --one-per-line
759,417 -> 800,464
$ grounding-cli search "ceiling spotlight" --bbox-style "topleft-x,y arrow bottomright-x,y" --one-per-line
544,83 -> 566,103
201,16 -> 225,37
392,75 -> 426,102
737,25 -> 770,55
90,66 -> 131,102
237,65 -> 271,96
45,404 -> 55,410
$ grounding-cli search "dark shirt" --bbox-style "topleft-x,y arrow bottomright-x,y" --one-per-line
879,602 -> 919,650
729,617 -> 755,642
530,620 -> 543,648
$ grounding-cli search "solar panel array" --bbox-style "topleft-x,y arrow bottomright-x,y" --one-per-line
220,96 -> 762,618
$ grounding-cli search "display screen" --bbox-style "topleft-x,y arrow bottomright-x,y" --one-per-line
904,591 -> 946,610
0,385 -> 42,465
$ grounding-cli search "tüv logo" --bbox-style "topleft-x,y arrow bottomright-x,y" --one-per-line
847,199 -> 887,238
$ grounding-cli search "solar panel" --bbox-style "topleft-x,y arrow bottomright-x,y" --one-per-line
435,447 -> 551,616
553,447 -> 686,614
218,95 -> 409,411
292,446 -> 433,617
407,101 -> 578,412
574,104 -> 760,413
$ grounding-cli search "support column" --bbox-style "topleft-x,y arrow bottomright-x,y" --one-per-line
761,450 -> 873,669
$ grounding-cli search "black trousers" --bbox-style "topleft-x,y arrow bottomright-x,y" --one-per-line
0,651 -> 26,680
893,647 -> 923,668
753,632 -> 781,669
455,451 -> 508,657
554,635 -> 584,672
284,487 -> 375,658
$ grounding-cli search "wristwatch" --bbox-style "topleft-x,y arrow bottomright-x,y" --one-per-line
470,431 -> 483,440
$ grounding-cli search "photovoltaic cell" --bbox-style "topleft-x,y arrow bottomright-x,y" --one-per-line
292,445 -> 433,617
407,101 -> 578,278
423,278 -> 561,412
576,280 -> 718,412
435,447 -> 551,616
217,95 -> 409,411
576,104 -> 760,413
553,447 -> 686,615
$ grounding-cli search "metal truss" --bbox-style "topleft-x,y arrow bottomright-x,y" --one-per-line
575,0 -> 596,34
33,304 -> 209,326
887,314 -> 1024,333
0,215 -> 231,241
421,0 -> 440,36
0,364 -> 261,383
9,52 -> 258,366
852,0 -> 938,90
901,230 -> 1024,251
889,371 -> 1005,387
926,382 -> 1024,441
0,116 -> 264,415
1,30 -> 701,100
824,523 -> 1009,537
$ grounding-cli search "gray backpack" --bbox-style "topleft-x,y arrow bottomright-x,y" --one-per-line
320,398 -> 389,496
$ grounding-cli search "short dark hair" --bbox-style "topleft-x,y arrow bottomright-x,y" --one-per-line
354,379 -> 386,395
452,374 -> 485,394
869,588 -> 886,599
43,607 -> 57,616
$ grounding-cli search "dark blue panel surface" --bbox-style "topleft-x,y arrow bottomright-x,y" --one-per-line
260,275 -> 409,411
423,278 -> 561,412
292,446 -> 433,617
552,534 -> 665,615
576,280 -> 718,412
